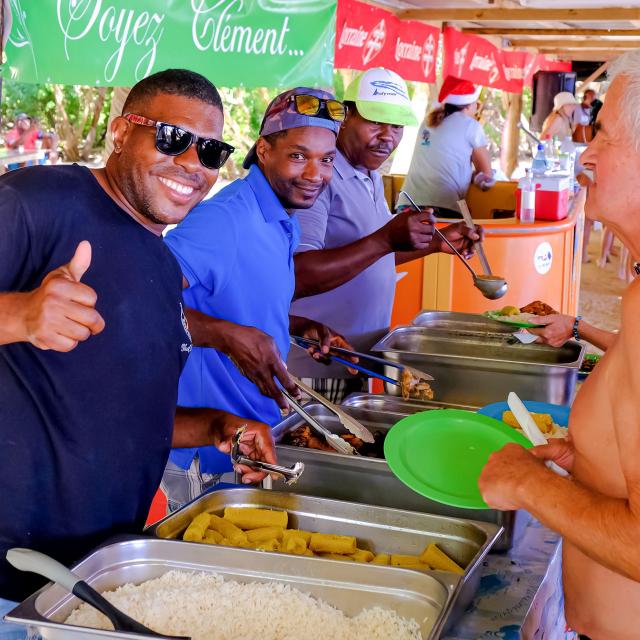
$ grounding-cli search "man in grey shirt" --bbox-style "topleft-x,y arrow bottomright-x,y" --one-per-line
289,68 -> 483,401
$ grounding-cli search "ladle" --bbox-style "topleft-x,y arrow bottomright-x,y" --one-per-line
6,548 -> 190,639
398,190 -> 508,300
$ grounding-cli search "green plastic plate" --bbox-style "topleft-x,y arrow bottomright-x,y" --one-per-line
384,409 -> 532,509
484,310 -> 543,329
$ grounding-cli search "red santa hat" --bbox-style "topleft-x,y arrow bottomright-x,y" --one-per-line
438,76 -> 482,106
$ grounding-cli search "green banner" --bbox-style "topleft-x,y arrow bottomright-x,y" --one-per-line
3,0 -> 337,87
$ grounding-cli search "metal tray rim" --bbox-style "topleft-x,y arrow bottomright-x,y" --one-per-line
146,488 -> 502,577
6,535 -> 460,640
372,327 -> 584,369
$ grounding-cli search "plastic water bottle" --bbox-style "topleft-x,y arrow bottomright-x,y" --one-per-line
544,139 -> 557,171
559,136 -> 577,176
531,144 -> 547,176
520,169 -> 536,224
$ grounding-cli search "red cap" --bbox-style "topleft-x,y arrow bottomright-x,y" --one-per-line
438,76 -> 482,106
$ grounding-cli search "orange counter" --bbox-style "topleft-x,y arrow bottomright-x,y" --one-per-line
390,185 -> 586,326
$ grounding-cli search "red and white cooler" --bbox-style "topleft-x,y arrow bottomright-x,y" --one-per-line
515,174 -> 571,222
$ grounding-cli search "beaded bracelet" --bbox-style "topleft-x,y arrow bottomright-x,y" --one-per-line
573,315 -> 582,341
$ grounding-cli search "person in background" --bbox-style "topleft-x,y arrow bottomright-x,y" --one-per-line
288,68 -> 482,402
541,91 -> 588,141
40,128 -> 59,165
401,76 -> 494,218
161,88 -> 351,511
573,89 -> 597,141
4,113 -> 38,151
479,49 -> 640,638
0,69 -> 275,638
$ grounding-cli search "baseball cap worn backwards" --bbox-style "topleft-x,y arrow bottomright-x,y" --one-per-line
344,68 -> 418,127
243,87 -> 342,169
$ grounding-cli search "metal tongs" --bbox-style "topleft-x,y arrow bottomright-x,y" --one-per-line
280,387 -> 357,455
291,335 -> 434,384
292,376 -> 375,444
231,426 -> 304,484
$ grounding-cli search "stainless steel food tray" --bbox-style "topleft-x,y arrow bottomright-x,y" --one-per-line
373,325 -> 584,406
147,487 -> 502,630
412,310 -> 514,334
271,399 -> 514,551
340,393 -> 479,414
6,536 -> 457,640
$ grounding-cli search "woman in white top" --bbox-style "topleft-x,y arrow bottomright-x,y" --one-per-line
401,76 -> 493,217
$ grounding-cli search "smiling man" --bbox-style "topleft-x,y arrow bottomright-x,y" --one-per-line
0,69 -> 275,630
289,68 -> 482,402
479,50 -> 640,639
162,88 -> 350,510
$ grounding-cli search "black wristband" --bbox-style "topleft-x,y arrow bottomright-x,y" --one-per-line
573,316 -> 582,341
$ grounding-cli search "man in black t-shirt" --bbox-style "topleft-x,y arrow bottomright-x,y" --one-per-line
0,69 -> 276,616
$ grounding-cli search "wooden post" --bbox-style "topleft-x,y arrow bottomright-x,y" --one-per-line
500,92 -> 522,179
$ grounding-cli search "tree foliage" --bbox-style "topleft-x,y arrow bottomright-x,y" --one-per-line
2,79 -> 113,161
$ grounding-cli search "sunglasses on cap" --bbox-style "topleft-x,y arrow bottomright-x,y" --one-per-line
287,94 -> 345,122
123,113 -> 235,170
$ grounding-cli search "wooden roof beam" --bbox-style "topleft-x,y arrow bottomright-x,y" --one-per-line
509,39 -> 640,49
400,8 -> 640,22
536,50 -> 622,61
459,27 -> 640,37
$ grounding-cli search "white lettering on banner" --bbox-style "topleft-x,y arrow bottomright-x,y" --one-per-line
469,52 -> 493,72
362,18 -> 385,65
56,0 -> 165,82
469,51 -> 499,84
489,54 -> 499,84
338,24 -> 368,50
191,0 -> 290,57
395,38 -> 421,62
504,66 -> 525,82
422,34 -> 435,78
454,43 -> 469,77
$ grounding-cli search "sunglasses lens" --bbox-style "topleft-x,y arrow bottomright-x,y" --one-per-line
326,100 -> 346,122
198,139 -> 234,169
294,94 -> 321,116
156,124 -> 192,155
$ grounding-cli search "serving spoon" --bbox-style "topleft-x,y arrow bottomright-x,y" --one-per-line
7,548 -> 190,639
398,190 -> 508,300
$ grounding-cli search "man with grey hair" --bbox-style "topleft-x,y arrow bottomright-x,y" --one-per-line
479,49 -> 640,639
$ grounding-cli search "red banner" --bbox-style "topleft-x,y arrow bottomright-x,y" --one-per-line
443,27 -> 505,89
335,0 -> 439,83
525,54 -> 573,84
443,27 -> 572,93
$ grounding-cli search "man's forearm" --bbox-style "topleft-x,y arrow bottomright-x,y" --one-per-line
578,319 -> 616,351
173,407 -> 244,448
294,233 -> 390,299
0,292 -> 28,345
184,307 -> 236,350
519,467 -> 640,581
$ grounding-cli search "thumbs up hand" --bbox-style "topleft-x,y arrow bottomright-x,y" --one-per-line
22,241 -> 105,352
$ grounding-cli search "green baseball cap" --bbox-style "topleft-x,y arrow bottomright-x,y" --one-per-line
344,68 -> 418,127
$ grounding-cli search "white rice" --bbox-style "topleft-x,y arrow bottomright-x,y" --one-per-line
65,570 -> 422,640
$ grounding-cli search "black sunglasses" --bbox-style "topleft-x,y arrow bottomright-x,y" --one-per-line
123,113 -> 235,170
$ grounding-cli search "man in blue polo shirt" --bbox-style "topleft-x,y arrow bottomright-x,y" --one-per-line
162,88 -> 346,510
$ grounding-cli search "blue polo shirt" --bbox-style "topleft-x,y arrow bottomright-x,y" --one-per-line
165,166 -> 299,473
